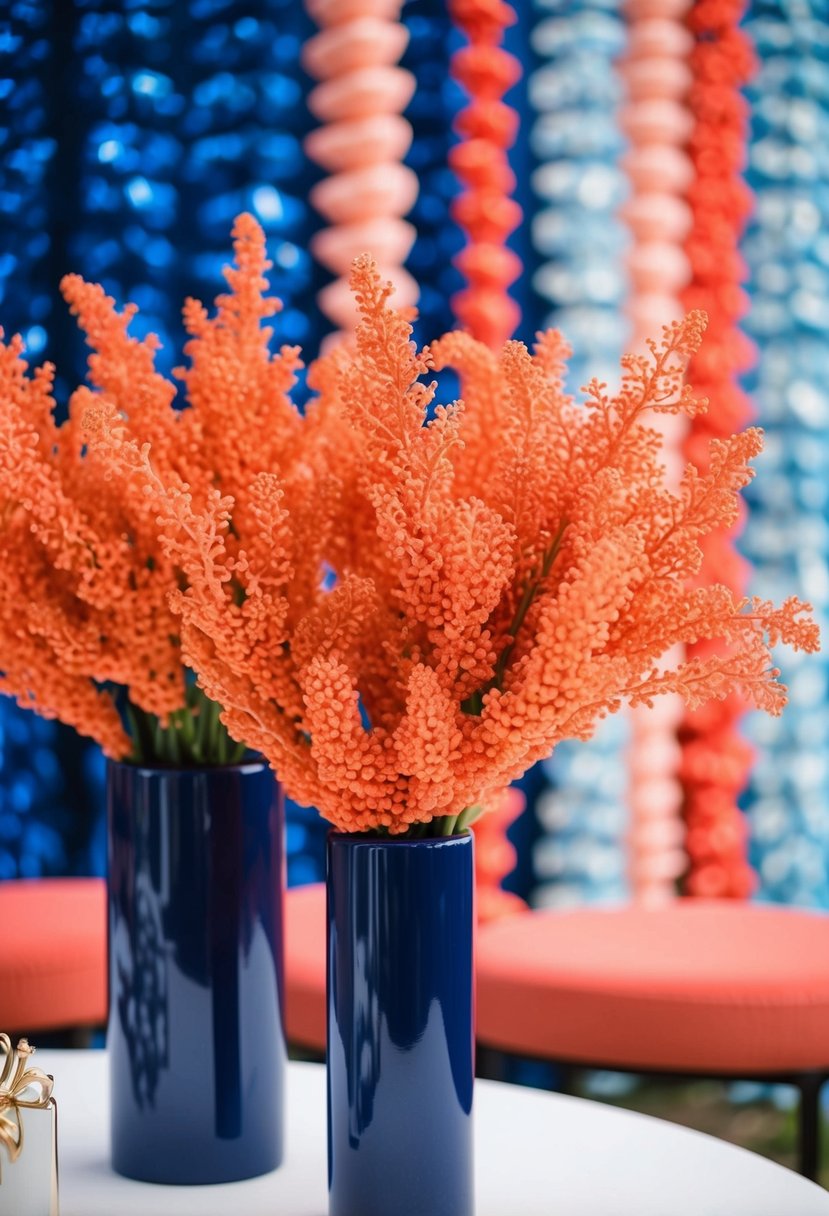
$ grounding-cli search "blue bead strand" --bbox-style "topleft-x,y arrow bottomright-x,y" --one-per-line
402,2 -> 465,346
528,0 -> 631,907
65,0 -> 318,382
0,4 -> 55,365
741,0 -> 829,908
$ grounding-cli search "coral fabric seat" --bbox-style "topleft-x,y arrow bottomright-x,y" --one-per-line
285,876 -> 528,1052
285,883 -> 327,1051
0,879 -> 107,1034
476,901 -> 829,1074
285,792 -> 528,1053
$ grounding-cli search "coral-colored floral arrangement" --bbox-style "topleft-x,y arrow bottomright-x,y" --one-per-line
0,215 -> 326,765
84,224 -> 817,834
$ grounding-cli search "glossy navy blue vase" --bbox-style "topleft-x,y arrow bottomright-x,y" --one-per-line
327,831 -> 475,1216
107,759 -> 285,1184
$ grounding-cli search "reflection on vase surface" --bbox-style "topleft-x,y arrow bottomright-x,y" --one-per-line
327,832 -> 475,1216
114,873 -> 168,1109
107,760 -> 285,1185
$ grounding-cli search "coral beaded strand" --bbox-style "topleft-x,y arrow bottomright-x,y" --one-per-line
679,0 -> 758,899
302,0 -> 419,339
620,0 -> 694,904
448,0 -> 523,348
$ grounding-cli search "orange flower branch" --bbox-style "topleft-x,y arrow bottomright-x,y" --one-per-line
1,215 -> 816,825
0,214 -> 325,765
142,244 -> 816,835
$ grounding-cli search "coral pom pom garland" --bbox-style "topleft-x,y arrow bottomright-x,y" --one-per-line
303,0 -> 419,339
678,0 -> 758,899
448,0 -> 523,348
620,0 -> 695,905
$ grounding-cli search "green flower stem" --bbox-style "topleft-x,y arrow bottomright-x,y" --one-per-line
461,518 -> 569,717
455,804 -> 484,832
358,811 -> 480,840
126,684 -> 247,768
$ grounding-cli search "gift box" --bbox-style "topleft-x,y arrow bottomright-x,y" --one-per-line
0,1036 -> 58,1216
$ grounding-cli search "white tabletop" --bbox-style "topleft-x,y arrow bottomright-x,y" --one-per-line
38,1050 -> 829,1216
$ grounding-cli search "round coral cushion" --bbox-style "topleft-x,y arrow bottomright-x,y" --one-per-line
285,883 -> 327,1052
477,901 -> 829,1074
0,879 -> 107,1034
284,878 -> 527,1053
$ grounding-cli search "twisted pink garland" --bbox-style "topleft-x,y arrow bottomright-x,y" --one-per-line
303,0 -> 419,340
620,0 -> 694,904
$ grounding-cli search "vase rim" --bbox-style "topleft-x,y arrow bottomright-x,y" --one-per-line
106,756 -> 271,778
327,829 -> 472,846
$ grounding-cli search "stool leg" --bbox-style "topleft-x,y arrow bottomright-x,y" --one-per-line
476,1046 -> 508,1082
796,1072 -> 823,1182
67,1026 -> 95,1049
558,1063 -> 578,1096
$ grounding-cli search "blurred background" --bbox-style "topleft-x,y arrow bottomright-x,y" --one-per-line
3,0 -> 827,907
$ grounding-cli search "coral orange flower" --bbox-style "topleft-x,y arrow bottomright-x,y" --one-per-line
0,214 -> 326,763
101,248 -> 817,833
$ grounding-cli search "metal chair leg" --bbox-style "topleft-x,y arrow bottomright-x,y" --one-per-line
557,1063 -> 578,1096
796,1072 -> 823,1182
476,1045 -> 508,1082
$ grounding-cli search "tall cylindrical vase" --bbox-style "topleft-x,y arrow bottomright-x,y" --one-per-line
327,831 -> 475,1216
107,759 -> 285,1184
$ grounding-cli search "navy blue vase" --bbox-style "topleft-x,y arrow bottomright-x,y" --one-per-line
107,759 -> 285,1184
327,831 -> 475,1216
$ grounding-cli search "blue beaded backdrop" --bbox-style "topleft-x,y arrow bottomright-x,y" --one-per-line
0,0 -> 326,881
740,0 -> 829,907
62,0 -> 321,380
0,3 -> 53,360
4,0 -> 827,909
0,3 -> 86,878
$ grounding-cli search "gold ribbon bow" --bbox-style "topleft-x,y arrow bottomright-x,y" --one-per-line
0,1035 -> 54,1178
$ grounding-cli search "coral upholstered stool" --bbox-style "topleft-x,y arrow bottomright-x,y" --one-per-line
476,900 -> 829,1180
285,790 -> 527,1054
0,878 -> 107,1035
285,879 -> 528,1054
285,883 -> 327,1052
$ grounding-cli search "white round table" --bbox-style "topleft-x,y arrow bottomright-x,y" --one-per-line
39,1051 -> 829,1215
